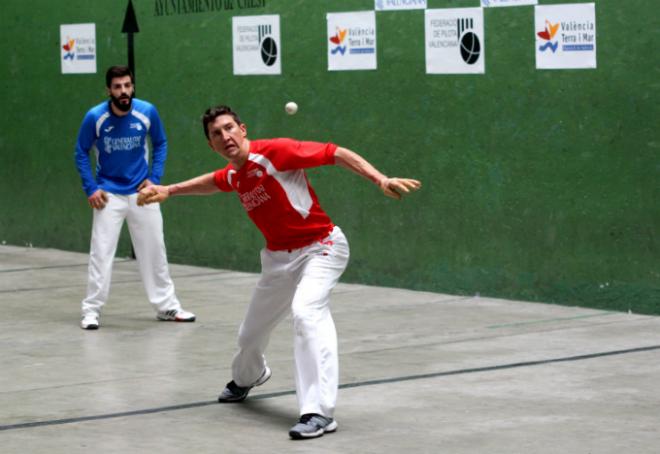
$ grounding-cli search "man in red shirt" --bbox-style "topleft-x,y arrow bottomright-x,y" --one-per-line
138,105 -> 420,439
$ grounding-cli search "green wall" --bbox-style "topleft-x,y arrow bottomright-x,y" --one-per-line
1,0 -> 658,314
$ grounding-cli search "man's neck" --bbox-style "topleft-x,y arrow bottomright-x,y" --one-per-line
110,101 -> 130,117
230,139 -> 251,169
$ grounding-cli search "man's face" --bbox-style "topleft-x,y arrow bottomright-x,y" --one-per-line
107,75 -> 134,112
207,114 -> 248,162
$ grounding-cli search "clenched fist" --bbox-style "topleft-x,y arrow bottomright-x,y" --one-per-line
137,185 -> 169,206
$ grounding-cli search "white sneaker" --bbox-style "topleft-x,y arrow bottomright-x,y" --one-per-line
156,309 -> 196,322
81,314 -> 99,330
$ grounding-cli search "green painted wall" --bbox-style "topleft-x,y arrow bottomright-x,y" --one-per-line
1,0 -> 658,314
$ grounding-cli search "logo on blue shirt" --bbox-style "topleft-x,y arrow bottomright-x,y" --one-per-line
102,136 -> 142,154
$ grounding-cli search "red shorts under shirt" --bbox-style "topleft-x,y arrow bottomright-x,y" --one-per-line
213,138 -> 337,251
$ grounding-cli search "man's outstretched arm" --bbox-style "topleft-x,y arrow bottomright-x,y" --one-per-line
333,147 -> 421,200
137,172 -> 219,205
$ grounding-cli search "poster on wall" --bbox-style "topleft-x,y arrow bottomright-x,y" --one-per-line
535,3 -> 596,69
327,11 -> 377,71
425,8 -> 485,74
481,0 -> 537,7
60,23 -> 97,74
232,15 -> 281,75
375,0 -> 426,11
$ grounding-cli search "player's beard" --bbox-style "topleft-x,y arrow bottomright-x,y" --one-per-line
110,93 -> 134,112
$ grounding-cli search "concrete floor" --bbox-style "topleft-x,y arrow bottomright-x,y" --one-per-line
1,244 -> 658,453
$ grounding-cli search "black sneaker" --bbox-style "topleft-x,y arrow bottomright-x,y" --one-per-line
217,366 -> 271,403
289,413 -> 338,439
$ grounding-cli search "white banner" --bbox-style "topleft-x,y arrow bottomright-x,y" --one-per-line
60,23 -> 97,74
535,3 -> 596,69
375,0 -> 426,11
425,8 -> 485,74
232,15 -> 281,75
327,11 -> 377,71
481,0 -> 537,7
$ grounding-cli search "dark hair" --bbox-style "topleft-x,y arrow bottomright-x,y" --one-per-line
105,65 -> 134,88
202,105 -> 242,139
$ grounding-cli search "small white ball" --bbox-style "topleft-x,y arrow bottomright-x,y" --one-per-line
285,101 -> 298,115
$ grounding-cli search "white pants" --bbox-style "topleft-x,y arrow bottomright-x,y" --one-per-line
81,193 -> 181,317
231,226 -> 350,418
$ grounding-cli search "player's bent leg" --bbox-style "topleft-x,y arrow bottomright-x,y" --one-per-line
231,256 -> 294,384
220,248 -> 296,402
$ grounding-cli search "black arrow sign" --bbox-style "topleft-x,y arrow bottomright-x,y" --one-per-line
122,0 -> 140,82
122,0 -> 140,260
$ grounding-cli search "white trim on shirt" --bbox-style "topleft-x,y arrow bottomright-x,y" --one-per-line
131,110 -> 151,131
95,112 -> 111,138
247,153 -> 313,219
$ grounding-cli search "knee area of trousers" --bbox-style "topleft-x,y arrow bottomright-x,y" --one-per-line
236,326 -> 254,347
291,304 -> 316,321
237,329 -> 258,348
291,310 -> 324,337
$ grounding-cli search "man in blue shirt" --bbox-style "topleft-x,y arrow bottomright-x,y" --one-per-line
74,65 -> 195,329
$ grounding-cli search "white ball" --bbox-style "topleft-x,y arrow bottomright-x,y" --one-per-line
285,101 -> 298,115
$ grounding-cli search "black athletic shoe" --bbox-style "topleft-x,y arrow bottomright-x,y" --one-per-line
217,367 -> 271,403
289,413 -> 338,439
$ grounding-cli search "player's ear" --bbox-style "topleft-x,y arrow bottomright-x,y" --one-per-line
240,123 -> 247,138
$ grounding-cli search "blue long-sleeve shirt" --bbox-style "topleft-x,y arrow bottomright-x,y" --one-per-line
74,98 -> 168,197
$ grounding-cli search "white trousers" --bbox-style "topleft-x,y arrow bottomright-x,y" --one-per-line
231,226 -> 350,418
81,193 -> 181,316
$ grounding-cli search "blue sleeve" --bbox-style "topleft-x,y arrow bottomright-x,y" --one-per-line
74,111 -> 98,197
148,105 -> 167,184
